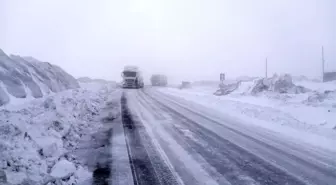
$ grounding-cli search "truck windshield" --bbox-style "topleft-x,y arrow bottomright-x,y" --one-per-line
123,71 -> 136,77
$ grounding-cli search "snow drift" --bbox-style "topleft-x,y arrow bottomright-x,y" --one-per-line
0,49 -> 79,106
179,74 -> 336,131
215,74 -> 311,96
250,74 -> 310,94
305,90 -> 336,107
0,86 -> 120,185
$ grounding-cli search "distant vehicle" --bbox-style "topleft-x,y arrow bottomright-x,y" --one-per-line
179,81 -> 191,89
150,74 -> 168,86
121,66 -> 144,89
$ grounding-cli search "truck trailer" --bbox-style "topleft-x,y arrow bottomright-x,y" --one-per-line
150,74 -> 168,86
121,66 -> 144,89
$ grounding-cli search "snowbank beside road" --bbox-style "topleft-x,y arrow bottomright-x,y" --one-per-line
0,83 -> 120,185
165,74 -> 336,128
209,74 -> 335,110
249,74 -> 310,94
159,87 -> 336,151
0,49 -> 79,106
158,75 -> 336,149
214,74 -> 311,96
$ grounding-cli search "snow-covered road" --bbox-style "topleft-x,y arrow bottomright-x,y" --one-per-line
111,88 -> 336,185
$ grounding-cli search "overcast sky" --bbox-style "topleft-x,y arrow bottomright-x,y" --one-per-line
1,0 -> 335,83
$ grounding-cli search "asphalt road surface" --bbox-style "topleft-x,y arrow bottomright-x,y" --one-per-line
99,88 -> 336,185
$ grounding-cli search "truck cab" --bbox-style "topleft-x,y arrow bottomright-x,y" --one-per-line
122,66 -> 144,89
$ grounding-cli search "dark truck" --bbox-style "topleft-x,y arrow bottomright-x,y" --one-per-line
150,74 -> 168,87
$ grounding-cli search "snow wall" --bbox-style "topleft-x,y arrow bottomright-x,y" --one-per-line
0,49 -> 79,106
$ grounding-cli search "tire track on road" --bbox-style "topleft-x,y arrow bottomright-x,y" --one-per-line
121,91 -> 179,185
138,91 -> 261,184
148,89 -> 336,184
142,90 -> 309,185
136,90 -> 229,185
154,89 -> 336,166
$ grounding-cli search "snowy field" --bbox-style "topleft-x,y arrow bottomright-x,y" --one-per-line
158,76 -> 336,151
0,82 -> 120,185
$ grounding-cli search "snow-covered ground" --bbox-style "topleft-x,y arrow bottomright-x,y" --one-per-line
1,67 -> 335,184
125,89 -> 336,185
0,82 -> 121,185
157,77 -> 336,151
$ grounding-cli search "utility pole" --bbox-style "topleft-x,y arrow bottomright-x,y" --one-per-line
265,57 -> 268,78
322,46 -> 325,82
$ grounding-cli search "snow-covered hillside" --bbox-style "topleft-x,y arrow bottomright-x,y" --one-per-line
0,49 -> 79,106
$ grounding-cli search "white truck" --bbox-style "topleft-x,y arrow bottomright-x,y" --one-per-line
121,66 -> 144,89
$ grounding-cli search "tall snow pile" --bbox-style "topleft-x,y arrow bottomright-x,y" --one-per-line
215,74 -> 311,96
0,86 -> 120,185
0,49 -> 79,106
250,74 -> 310,94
